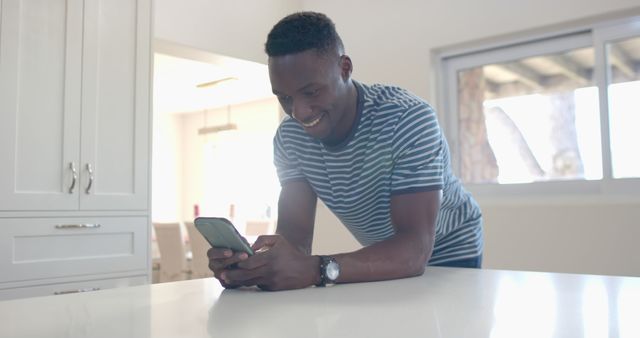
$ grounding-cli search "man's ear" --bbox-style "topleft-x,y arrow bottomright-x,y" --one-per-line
339,55 -> 353,81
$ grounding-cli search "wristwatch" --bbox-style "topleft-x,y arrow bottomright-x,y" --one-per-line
316,255 -> 340,287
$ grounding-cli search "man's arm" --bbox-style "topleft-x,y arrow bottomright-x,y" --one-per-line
331,189 -> 439,283
225,187 -> 438,290
274,180 -> 318,255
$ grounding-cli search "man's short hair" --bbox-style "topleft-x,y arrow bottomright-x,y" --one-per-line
265,11 -> 344,57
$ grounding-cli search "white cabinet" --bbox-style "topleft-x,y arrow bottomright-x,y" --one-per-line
0,0 -> 151,211
0,0 -> 152,300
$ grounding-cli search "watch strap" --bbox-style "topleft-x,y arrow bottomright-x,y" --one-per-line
315,255 -> 332,287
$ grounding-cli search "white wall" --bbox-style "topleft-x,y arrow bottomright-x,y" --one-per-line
154,0 -> 640,276
482,201 -> 640,277
152,107 -> 183,222
154,0 -> 301,64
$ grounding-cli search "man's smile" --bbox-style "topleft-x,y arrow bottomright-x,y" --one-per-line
299,112 -> 326,128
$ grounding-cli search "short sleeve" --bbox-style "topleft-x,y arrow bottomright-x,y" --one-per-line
273,124 -> 306,186
390,103 -> 444,195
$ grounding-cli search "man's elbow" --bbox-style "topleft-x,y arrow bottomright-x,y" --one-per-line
409,263 -> 426,277
407,248 -> 430,277
397,230 -> 434,277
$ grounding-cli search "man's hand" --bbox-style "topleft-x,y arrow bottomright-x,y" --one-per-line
222,234 -> 319,291
206,247 -> 251,289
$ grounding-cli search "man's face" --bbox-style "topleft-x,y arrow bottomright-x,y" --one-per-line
269,50 -> 351,143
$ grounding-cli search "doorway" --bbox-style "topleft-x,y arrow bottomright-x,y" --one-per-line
151,41 -> 281,282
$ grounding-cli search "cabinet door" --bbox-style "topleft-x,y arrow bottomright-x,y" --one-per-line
0,0 -> 83,211
79,0 -> 151,210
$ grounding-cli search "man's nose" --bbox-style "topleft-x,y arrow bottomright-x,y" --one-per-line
291,101 -> 313,122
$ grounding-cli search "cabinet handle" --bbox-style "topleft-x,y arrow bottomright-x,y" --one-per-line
54,287 -> 101,295
85,163 -> 94,194
68,162 -> 77,194
55,223 -> 101,229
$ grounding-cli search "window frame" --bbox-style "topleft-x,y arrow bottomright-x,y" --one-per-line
435,15 -> 640,198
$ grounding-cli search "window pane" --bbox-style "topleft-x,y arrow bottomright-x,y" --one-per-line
607,37 -> 640,179
457,47 -> 603,184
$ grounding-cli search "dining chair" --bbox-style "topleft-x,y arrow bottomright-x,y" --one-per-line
152,222 -> 189,282
185,221 -> 214,279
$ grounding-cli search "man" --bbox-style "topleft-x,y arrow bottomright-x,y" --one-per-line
207,12 -> 483,291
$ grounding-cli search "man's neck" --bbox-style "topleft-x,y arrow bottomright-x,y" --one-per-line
322,81 -> 358,147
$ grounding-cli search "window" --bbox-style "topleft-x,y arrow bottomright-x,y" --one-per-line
438,18 -> 640,195
607,36 -> 640,179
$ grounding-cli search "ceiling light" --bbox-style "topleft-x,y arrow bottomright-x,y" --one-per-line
196,77 -> 238,89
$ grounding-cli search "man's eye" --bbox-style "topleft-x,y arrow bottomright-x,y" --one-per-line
304,89 -> 319,97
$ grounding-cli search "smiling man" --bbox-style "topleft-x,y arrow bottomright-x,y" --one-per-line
207,12 -> 483,291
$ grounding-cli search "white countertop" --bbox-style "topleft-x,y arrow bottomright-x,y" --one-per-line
1,267 -> 639,338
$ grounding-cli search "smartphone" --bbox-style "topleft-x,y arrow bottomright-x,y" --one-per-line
193,217 -> 254,255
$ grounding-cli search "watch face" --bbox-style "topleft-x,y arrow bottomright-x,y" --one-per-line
326,260 -> 340,281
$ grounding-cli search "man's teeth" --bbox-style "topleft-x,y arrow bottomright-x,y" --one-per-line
302,114 -> 323,127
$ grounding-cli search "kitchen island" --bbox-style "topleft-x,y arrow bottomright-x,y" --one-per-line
1,267 -> 639,337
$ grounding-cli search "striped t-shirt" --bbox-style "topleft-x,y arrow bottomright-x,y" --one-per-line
273,81 -> 483,265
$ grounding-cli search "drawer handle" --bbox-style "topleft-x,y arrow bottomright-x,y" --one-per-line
55,223 -> 101,229
54,287 -> 101,295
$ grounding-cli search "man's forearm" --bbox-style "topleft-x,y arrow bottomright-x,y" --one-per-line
275,181 -> 317,256
276,225 -> 313,255
329,231 -> 433,284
